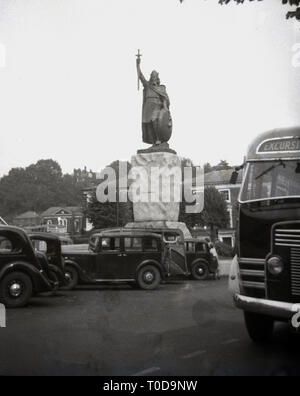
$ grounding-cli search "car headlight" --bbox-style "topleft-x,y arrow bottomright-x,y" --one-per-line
267,255 -> 284,276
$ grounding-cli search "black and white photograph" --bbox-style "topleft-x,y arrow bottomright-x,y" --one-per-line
1,0 -> 300,381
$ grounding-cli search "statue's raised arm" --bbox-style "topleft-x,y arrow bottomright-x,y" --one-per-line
136,53 -> 147,88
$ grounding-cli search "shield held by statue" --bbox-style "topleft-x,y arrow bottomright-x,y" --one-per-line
157,109 -> 172,143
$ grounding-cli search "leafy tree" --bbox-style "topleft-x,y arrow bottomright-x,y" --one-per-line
201,187 -> 229,240
204,160 -> 232,173
216,160 -> 231,170
0,159 -> 87,221
179,0 -> 300,21
85,191 -> 133,229
85,160 -> 133,229
204,163 -> 212,174
179,186 -> 229,240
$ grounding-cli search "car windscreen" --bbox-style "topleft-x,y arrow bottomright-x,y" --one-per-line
240,160 -> 300,202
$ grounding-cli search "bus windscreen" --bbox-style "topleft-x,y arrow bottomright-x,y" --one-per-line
240,160 -> 300,202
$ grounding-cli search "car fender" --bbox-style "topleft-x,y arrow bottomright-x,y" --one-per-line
0,261 -> 41,280
228,254 -> 241,295
0,261 -> 51,291
48,263 -> 66,285
63,259 -> 83,279
191,258 -> 209,269
136,260 -> 165,280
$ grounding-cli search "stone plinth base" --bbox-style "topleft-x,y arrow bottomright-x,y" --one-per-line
125,221 -> 192,239
131,151 -> 181,222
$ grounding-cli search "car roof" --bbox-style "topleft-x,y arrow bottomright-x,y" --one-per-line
93,229 -> 162,239
93,227 -> 184,236
0,225 -> 34,252
27,232 -> 60,241
0,224 -> 28,236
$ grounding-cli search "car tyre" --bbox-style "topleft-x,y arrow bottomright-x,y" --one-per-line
62,265 -> 78,290
137,265 -> 161,290
0,272 -> 33,308
191,261 -> 209,280
244,311 -> 274,343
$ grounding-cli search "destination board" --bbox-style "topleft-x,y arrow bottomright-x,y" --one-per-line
257,137 -> 300,153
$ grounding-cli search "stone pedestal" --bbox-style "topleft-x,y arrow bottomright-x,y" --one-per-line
127,150 -> 192,239
130,151 -> 181,222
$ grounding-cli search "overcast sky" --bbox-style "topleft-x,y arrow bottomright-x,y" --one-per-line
0,0 -> 300,176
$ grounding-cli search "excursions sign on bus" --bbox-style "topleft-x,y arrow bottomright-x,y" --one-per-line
257,137 -> 300,154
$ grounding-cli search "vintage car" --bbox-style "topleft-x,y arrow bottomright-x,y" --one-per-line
28,232 -> 67,288
0,226 -> 54,307
62,229 -> 188,290
185,238 -> 219,280
115,227 -> 218,281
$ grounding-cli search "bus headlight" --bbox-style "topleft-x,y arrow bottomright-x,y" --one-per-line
267,255 -> 284,276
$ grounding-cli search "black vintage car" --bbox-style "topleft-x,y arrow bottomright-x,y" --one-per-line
0,226 -> 54,307
185,239 -> 219,280
62,229 -> 188,290
28,232 -> 67,288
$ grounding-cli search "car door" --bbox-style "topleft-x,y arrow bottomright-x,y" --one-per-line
163,234 -> 189,275
95,237 -> 124,280
123,237 -> 144,278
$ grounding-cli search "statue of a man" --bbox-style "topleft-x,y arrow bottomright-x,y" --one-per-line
136,56 -> 172,146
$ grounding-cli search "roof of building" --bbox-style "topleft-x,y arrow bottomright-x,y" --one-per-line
204,169 -> 243,186
41,206 -> 83,217
14,211 -> 40,220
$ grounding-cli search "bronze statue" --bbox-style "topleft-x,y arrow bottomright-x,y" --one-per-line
136,51 -> 172,146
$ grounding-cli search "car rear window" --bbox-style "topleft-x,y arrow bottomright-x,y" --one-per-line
124,237 -> 142,251
32,240 -> 47,253
186,242 -> 195,253
0,236 -> 22,254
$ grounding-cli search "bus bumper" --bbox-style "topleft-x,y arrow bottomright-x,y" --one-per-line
234,293 -> 300,320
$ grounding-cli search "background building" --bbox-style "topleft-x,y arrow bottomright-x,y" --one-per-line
204,169 -> 243,247
41,206 -> 84,236
13,211 -> 41,228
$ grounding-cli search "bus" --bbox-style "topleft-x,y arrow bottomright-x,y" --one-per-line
229,126 -> 300,342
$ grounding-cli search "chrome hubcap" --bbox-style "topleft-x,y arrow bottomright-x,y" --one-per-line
9,282 -> 22,297
198,267 -> 204,275
65,272 -> 71,282
144,271 -> 154,283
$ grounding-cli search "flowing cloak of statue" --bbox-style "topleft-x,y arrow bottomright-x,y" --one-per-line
142,83 -> 171,144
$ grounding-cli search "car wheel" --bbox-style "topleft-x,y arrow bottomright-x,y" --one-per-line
0,272 -> 33,308
191,261 -> 209,280
137,265 -> 161,290
244,311 -> 274,343
62,265 -> 78,290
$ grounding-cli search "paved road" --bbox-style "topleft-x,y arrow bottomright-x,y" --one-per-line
1,278 -> 300,376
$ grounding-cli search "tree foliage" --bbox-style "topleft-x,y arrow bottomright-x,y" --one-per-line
204,160 -> 232,173
180,0 -> 300,21
85,160 -> 133,229
179,186 -> 229,239
85,191 -> 133,230
0,159 -> 88,221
